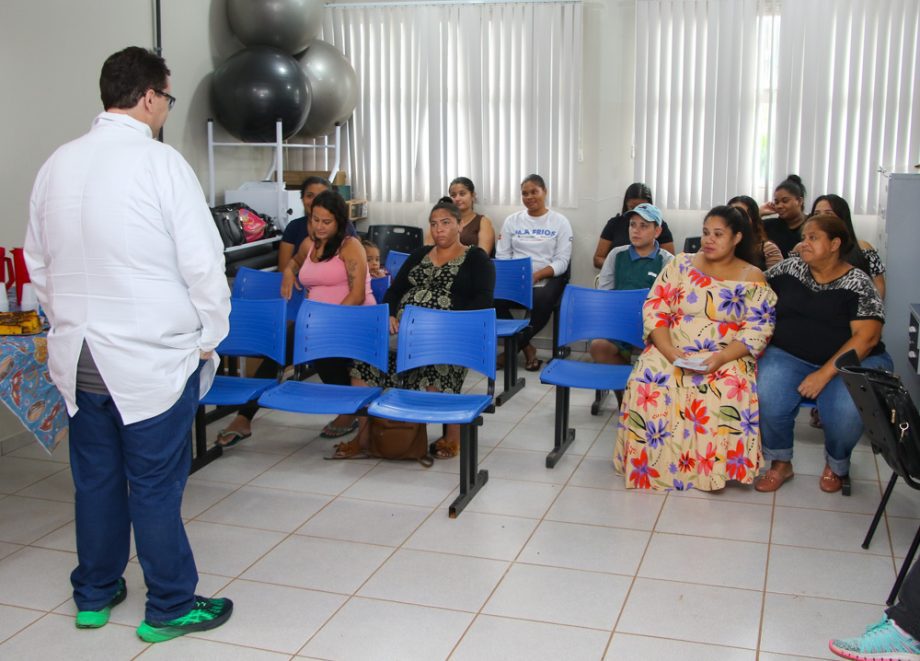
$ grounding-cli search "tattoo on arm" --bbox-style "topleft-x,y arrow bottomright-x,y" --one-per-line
345,257 -> 358,291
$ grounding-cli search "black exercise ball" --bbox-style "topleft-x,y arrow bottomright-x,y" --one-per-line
211,46 -> 311,142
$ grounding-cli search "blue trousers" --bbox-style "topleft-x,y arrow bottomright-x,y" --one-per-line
68,364 -> 201,622
758,346 -> 893,475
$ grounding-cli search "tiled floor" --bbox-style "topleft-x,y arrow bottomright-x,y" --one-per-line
0,373 -> 917,660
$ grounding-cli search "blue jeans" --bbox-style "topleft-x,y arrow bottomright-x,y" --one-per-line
69,364 -> 202,622
758,346 -> 893,475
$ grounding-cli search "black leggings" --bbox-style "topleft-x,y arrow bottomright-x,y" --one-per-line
495,274 -> 567,347
887,559 -> 920,639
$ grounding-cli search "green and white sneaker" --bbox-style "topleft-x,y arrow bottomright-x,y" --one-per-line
75,578 -> 127,629
136,596 -> 233,643
830,616 -> 920,660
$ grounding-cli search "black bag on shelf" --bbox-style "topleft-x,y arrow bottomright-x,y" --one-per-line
211,203 -> 278,248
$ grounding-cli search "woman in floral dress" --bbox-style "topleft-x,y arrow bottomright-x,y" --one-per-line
614,206 -> 777,491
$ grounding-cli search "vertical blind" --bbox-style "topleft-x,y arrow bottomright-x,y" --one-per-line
773,0 -> 920,213
635,0 -> 918,213
297,1 -> 583,207
634,0 -> 776,210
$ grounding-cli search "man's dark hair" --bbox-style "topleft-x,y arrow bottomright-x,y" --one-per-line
100,47 -> 171,110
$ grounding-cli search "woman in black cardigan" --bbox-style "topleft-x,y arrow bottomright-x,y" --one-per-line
330,197 -> 495,459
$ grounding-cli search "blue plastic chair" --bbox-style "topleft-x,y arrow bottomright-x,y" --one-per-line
193,298 -> 288,471
385,250 -> 410,280
257,300 -> 389,416
492,257 -> 532,405
232,266 -> 304,323
371,276 -> 390,304
539,286 -> 648,468
367,305 -> 496,517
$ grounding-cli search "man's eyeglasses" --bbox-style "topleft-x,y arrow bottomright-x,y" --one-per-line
153,89 -> 176,111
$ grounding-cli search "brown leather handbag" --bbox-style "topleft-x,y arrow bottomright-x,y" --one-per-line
367,417 -> 433,467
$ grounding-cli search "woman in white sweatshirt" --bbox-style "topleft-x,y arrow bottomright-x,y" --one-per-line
495,174 -> 574,371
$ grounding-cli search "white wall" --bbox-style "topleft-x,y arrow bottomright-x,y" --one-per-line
1,0 -> 153,246
0,0 -> 272,248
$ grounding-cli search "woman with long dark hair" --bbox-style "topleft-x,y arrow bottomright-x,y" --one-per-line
810,194 -> 886,297
613,205 -> 777,491
280,190 -> 375,437
729,194 -> 782,270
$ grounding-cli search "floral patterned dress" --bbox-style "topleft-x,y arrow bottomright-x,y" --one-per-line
351,247 -> 471,393
613,253 -> 777,491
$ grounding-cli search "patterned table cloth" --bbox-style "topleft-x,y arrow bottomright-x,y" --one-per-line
0,333 -> 67,453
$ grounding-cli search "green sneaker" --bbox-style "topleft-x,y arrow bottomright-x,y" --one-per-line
136,596 -> 233,643
830,616 -> 920,660
75,578 -> 127,629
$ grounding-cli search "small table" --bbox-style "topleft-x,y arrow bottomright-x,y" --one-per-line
0,333 -> 68,454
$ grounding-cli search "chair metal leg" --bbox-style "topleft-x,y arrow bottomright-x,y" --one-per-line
592,389 -> 608,416
547,385 -> 575,468
551,303 -> 570,359
190,406 -> 223,474
863,472 -> 899,549
888,522 -> 920,606
449,420 -> 489,518
496,335 -> 525,406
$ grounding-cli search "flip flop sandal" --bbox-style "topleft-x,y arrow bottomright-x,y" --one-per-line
524,357 -> 543,372
320,419 -> 360,438
428,437 -> 459,459
324,439 -> 370,460
215,430 -> 251,447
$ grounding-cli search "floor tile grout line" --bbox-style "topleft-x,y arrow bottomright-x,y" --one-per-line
601,484 -> 669,660
0,394 -> 911,658
290,425 -> 472,658
188,436 -> 394,659
443,386 -> 568,660
755,487 -> 778,657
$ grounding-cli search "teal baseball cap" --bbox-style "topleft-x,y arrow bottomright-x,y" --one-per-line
626,203 -> 663,225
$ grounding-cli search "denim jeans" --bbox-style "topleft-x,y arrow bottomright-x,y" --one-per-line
758,345 -> 893,475
68,363 -> 202,622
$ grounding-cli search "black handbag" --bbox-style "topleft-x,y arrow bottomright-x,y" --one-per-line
845,365 -> 920,479
210,203 -> 276,248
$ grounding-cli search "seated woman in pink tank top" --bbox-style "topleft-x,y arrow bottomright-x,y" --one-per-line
281,190 -> 374,437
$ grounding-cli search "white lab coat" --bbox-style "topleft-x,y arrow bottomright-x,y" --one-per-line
25,112 -> 230,424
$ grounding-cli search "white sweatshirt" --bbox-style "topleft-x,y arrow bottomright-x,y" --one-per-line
495,209 -> 573,276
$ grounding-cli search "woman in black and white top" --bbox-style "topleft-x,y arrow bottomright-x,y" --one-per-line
810,194 -> 886,297
755,213 -> 893,494
495,174 -> 573,371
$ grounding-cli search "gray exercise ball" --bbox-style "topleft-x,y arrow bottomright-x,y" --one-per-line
297,40 -> 359,138
227,0 -> 324,54
211,46 -> 311,142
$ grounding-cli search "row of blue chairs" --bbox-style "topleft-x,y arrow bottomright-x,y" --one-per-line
200,298 -> 496,517
200,265 -> 650,480
236,252 -> 536,405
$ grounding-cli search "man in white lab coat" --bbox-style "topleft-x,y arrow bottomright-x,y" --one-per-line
25,46 -> 233,644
